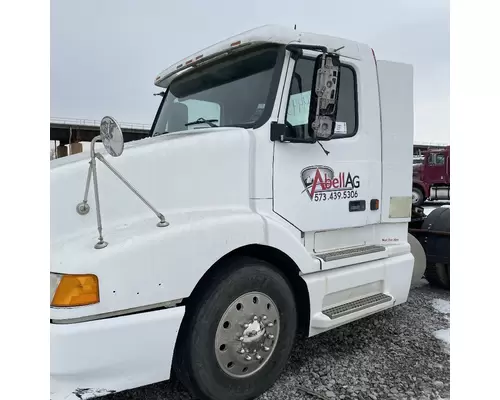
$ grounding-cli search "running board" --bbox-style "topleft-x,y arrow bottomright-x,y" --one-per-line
315,244 -> 388,270
317,245 -> 386,262
323,293 -> 392,319
311,293 -> 394,329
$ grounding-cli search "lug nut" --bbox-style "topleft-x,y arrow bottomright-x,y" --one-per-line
243,323 -> 249,328
238,348 -> 245,354
244,355 -> 252,361
253,315 -> 258,321
267,322 -> 274,327
263,346 -> 270,352
255,354 -> 262,360
262,315 -> 267,320
267,334 -> 274,339
239,336 -> 244,341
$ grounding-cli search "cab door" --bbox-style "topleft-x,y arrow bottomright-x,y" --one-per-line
425,152 -> 447,184
272,53 -> 382,245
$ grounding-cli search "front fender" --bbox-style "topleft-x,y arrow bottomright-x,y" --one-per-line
413,179 -> 429,196
51,209 -> 316,321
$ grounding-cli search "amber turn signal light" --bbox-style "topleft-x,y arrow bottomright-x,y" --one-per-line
51,274 -> 99,307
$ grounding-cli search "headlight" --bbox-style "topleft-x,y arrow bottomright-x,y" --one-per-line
50,273 -> 100,307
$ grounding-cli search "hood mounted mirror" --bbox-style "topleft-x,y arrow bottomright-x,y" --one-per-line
100,116 -> 124,157
76,116 -> 169,250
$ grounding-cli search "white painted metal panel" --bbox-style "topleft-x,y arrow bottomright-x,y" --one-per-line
377,60 -> 414,222
272,51 -> 382,236
50,307 -> 184,400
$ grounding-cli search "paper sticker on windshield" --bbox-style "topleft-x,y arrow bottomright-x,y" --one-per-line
287,91 -> 311,126
334,121 -> 347,134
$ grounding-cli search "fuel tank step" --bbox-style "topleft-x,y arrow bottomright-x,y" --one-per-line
317,244 -> 386,262
322,293 -> 393,320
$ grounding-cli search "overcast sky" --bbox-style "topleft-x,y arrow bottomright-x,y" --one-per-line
51,0 -> 449,144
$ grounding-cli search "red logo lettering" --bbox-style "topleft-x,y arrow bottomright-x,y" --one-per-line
310,169 -> 326,196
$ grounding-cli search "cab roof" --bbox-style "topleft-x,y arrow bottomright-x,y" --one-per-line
154,24 -> 370,88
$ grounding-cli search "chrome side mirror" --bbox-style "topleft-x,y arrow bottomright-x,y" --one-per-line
309,53 -> 341,140
100,116 -> 124,157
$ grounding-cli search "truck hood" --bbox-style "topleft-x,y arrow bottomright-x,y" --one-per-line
51,127 -> 253,250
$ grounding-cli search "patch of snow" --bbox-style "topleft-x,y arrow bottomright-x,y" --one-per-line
431,299 -> 450,353
433,328 -> 450,354
423,203 -> 450,216
431,299 -> 450,314
434,328 -> 450,344
423,206 -> 437,216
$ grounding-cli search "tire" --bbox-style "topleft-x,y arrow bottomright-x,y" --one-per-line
425,262 -> 450,290
408,233 -> 427,286
173,257 -> 297,400
412,186 -> 425,207
422,207 -> 450,290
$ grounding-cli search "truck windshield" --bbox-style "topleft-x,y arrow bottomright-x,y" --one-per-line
152,46 -> 283,135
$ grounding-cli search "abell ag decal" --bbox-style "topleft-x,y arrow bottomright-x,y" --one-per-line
301,166 -> 360,202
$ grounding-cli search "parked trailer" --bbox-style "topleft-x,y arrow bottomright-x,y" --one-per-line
51,25 -> 433,400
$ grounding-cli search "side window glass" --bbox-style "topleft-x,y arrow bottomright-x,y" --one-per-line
285,58 -> 357,139
428,153 -> 445,166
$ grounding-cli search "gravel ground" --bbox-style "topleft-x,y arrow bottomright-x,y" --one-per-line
105,280 -> 450,400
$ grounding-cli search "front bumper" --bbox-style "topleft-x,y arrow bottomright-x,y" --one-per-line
50,306 -> 185,400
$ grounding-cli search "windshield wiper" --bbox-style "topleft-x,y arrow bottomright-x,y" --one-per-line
185,117 -> 219,128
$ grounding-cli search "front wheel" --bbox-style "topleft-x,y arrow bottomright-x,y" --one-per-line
412,186 -> 425,207
173,257 -> 297,400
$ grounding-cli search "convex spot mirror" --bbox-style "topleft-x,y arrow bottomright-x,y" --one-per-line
100,116 -> 124,157
308,53 -> 341,141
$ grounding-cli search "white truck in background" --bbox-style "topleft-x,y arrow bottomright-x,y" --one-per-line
50,25 -> 420,400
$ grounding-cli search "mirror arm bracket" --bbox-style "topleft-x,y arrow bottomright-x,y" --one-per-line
270,122 -> 316,143
94,152 -> 169,228
77,135 -> 101,215
76,134 -> 169,250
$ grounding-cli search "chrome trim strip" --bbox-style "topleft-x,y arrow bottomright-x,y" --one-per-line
50,299 -> 183,325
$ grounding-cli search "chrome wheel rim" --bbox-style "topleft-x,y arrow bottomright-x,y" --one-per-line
412,189 -> 421,204
214,291 -> 280,378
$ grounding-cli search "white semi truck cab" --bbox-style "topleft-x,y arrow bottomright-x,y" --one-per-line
50,25 -> 416,400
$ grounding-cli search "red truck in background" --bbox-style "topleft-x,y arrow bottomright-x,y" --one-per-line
412,146 -> 450,206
